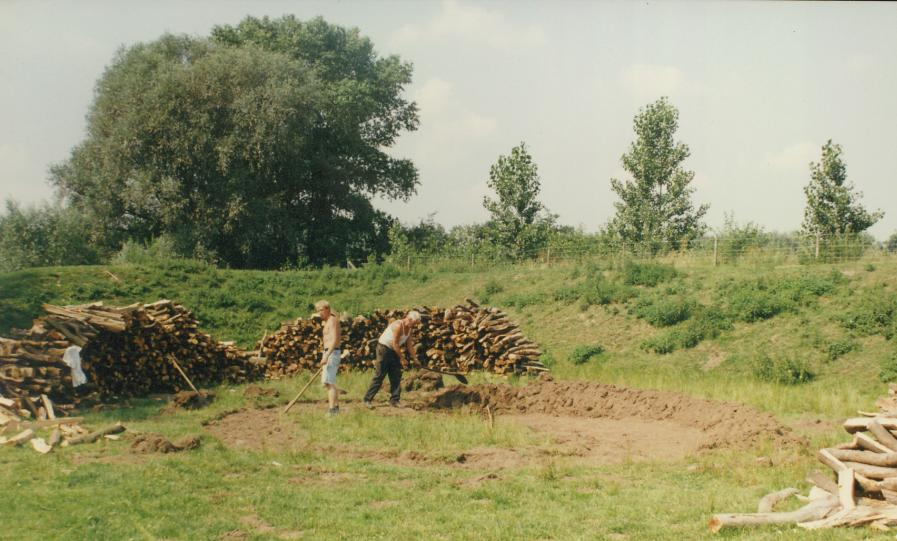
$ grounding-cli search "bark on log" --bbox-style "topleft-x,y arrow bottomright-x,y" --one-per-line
806,471 -> 838,495
829,448 -> 897,467
840,461 -> 897,480
844,417 -> 897,434
857,432 -> 893,454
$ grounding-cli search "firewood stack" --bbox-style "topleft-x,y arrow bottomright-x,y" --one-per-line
260,300 -> 547,378
710,384 -> 897,532
0,301 -> 263,411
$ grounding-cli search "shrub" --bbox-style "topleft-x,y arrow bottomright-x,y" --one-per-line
570,344 -> 605,365
640,306 -> 732,354
825,338 -> 856,361
621,261 -> 678,287
641,332 -> 680,355
631,295 -> 696,327
837,288 -> 897,339
483,279 -> 504,296
722,280 -> 790,322
553,286 -> 580,304
0,200 -> 104,271
879,353 -> 897,383
752,353 -> 815,385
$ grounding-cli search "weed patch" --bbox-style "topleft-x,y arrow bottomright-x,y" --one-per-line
621,262 -> 678,287
752,353 -> 815,385
569,344 -> 605,365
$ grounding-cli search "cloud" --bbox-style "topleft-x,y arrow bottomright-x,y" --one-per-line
619,64 -> 684,97
768,141 -> 818,170
412,78 -> 498,142
391,0 -> 545,50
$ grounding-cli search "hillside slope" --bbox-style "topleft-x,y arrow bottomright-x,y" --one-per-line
2,256 -> 896,419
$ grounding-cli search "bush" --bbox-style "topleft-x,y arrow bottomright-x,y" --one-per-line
621,261 -> 678,287
640,306 -> 732,354
752,353 -> 815,385
721,280 -> 790,322
569,344 -> 605,365
631,295 -> 696,327
879,354 -> 897,383
502,292 -> 548,308
825,338 -> 856,362
553,285 -> 581,304
837,288 -> 897,339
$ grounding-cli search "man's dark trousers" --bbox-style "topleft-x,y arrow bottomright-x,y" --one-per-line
364,343 -> 402,404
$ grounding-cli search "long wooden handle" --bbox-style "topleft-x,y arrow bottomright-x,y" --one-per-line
282,366 -> 323,414
169,355 -> 199,394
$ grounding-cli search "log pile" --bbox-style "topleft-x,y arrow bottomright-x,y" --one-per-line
0,301 -> 263,411
710,384 -> 897,533
260,300 -> 548,378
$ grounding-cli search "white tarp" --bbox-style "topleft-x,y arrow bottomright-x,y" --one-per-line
62,345 -> 87,387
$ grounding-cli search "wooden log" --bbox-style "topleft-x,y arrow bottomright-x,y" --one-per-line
838,468 -> 856,511
840,461 -> 897,480
817,448 -> 848,473
708,495 -> 839,533
757,487 -> 799,513
66,422 -> 126,445
828,448 -> 897,467
868,419 -> 897,451
797,506 -> 877,530
4,428 -> 34,446
844,417 -> 897,434
857,432 -> 893,454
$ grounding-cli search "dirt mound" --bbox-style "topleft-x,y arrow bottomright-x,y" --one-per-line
403,371 -> 444,392
243,385 -> 280,398
425,381 -> 801,450
170,390 -> 214,409
131,433 -> 201,454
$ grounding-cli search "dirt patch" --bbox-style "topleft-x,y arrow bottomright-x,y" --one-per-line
244,385 -> 280,399
168,390 -> 214,410
424,381 -> 802,450
403,371 -> 444,392
204,408 -> 300,452
131,433 -> 201,454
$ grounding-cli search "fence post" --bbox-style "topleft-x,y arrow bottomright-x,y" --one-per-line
815,233 -> 820,260
713,236 -> 718,267
406,255 -> 411,271
547,247 -> 551,266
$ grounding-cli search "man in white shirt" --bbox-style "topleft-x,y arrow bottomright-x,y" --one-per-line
363,310 -> 421,408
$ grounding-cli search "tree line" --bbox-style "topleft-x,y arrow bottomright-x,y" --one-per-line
0,15 -> 891,272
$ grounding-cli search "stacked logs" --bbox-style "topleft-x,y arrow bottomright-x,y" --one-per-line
260,300 -> 547,378
0,301 -> 263,411
710,385 -> 897,532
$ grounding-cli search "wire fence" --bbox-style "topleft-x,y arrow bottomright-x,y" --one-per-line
368,235 -> 896,273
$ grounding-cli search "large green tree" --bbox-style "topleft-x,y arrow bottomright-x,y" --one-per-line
801,140 -> 882,237
610,97 -> 708,251
52,16 -> 418,268
482,142 -> 554,257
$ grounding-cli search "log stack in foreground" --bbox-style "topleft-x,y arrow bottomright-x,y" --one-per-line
710,384 -> 897,533
260,300 -> 547,378
0,301 -> 263,412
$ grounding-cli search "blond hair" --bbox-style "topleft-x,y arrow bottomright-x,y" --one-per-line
314,300 -> 331,311
406,310 -> 421,322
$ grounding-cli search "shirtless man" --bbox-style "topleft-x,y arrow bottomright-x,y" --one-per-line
363,310 -> 421,408
316,300 -> 342,417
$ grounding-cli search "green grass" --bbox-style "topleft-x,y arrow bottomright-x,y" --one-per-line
4,255 -> 897,539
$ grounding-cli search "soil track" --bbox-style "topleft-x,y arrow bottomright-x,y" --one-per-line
203,380 -> 800,467
424,381 -> 801,450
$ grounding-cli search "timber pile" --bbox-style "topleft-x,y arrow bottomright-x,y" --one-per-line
0,301 -> 263,411
260,300 -> 547,378
709,384 -> 897,533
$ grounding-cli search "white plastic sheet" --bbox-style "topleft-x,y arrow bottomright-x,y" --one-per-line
62,345 -> 87,387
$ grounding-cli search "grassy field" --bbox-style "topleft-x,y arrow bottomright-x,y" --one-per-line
3,255 -> 897,539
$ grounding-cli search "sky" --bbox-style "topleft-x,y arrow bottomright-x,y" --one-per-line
2,0 -> 897,238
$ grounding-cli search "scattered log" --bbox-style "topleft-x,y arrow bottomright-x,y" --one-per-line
708,495 -> 839,533
757,487 -> 799,513
65,422 -> 125,445
869,419 -> 897,451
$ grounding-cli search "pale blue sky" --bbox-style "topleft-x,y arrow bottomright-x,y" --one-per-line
2,1 -> 896,238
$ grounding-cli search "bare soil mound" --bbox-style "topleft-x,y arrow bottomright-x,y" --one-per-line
403,371 -> 444,392
425,381 -> 801,450
131,433 -> 201,454
243,385 -> 280,399
170,390 -> 214,410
